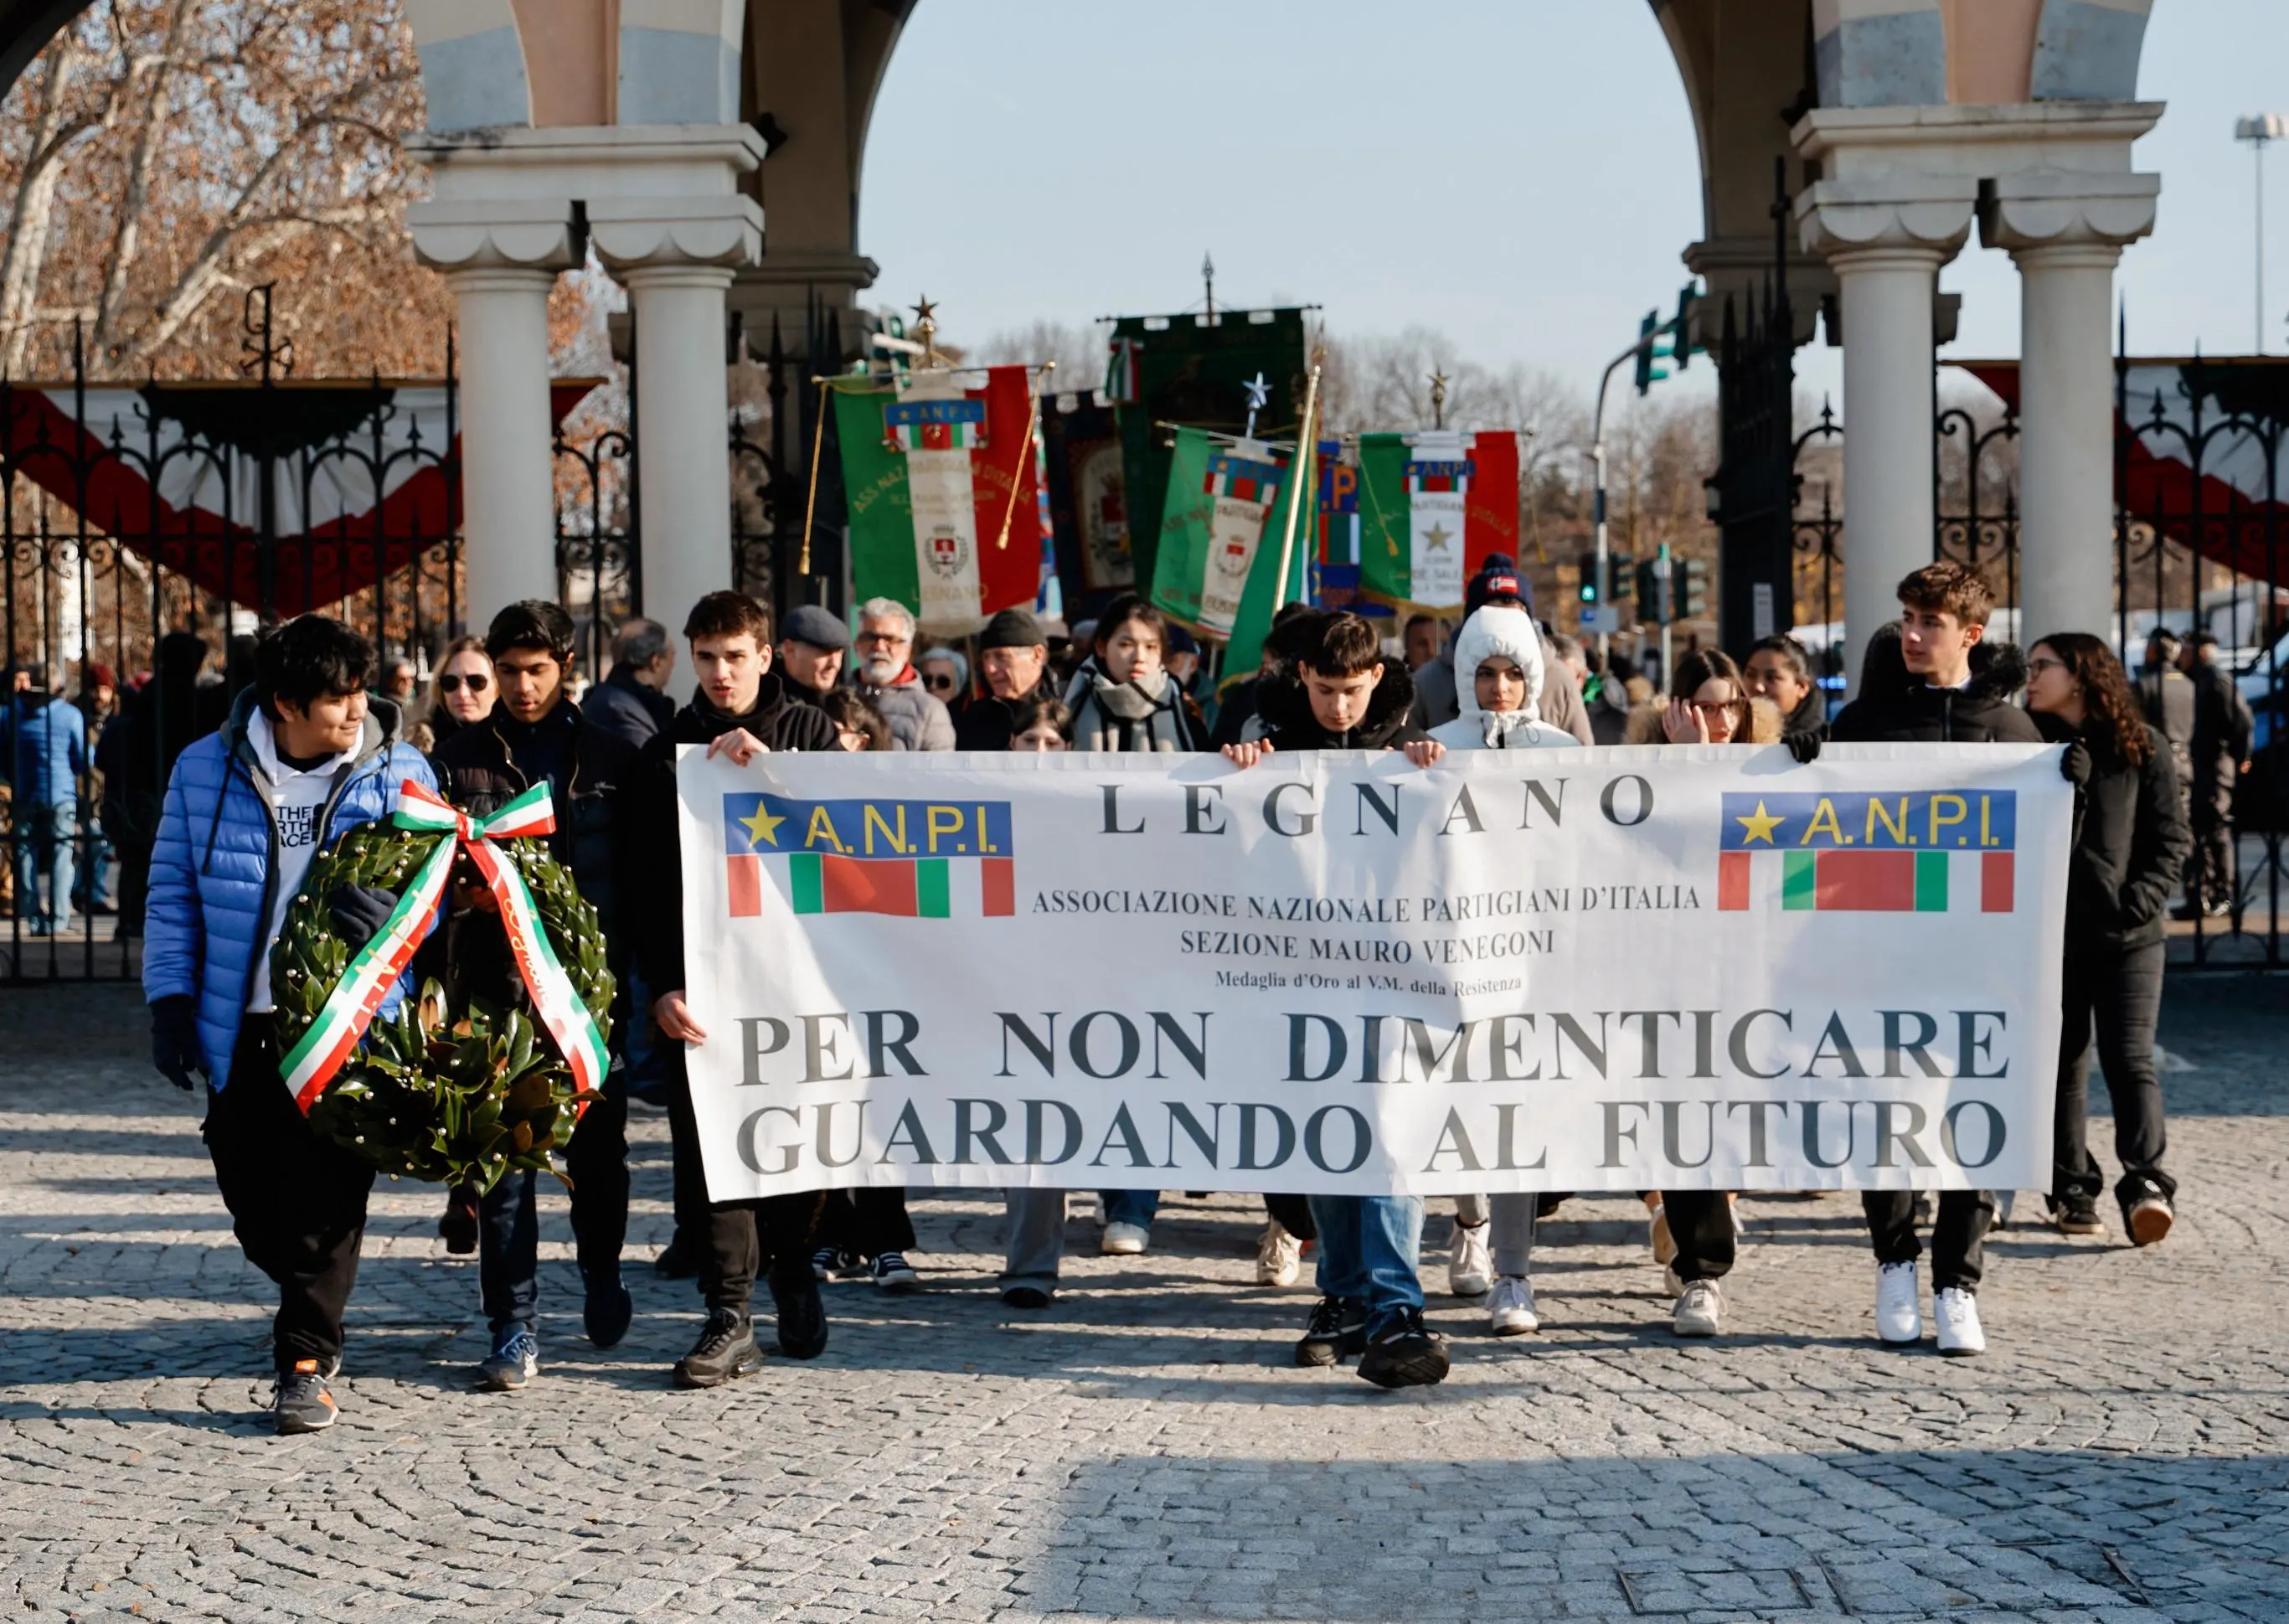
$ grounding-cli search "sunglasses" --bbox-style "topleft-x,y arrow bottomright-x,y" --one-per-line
438,673 -> 491,693
923,673 -> 956,693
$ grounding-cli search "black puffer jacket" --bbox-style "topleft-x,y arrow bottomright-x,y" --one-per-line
1257,662 -> 1431,751
433,699 -> 640,955
2036,712 -> 2194,951
1829,642 -> 2042,745
629,674 -> 840,992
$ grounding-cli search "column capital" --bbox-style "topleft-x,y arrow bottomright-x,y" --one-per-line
1981,170 -> 2160,257
406,199 -> 579,273
1794,177 -> 1977,268
590,196 -> 764,276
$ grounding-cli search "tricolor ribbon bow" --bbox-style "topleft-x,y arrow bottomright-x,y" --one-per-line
279,779 -> 611,1111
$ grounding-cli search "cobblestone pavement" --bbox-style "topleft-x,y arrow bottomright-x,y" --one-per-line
3,980 -> 2286,1624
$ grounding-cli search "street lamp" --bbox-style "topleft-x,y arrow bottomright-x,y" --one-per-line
2235,114 -> 2287,353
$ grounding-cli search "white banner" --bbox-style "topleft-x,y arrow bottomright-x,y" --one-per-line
676,745 -> 2070,1201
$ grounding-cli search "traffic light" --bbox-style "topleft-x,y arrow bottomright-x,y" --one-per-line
1679,557 -> 1711,619
1576,550 -> 1601,607
1671,283 -> 1700,373
1632,310 -> 1673,396
1635,552 -> 1674,624
1609,553 -> 1635,606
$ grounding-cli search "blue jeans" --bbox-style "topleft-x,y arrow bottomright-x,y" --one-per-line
13,801 -> 76,931
1307,1194 -> 1425,1336
478,1170 -> 540,1337
1100,1188 -> 1159,1230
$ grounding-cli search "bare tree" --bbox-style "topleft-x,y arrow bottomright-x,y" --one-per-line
0,0 -> 448,379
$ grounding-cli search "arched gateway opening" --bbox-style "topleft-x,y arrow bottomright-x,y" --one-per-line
0,3 -> 2198,980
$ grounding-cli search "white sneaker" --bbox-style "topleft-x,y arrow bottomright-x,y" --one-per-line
1648,1203 -> 1676,1266
1448,1219 -> 1492,1297
1101,1222 -> 1149,1255
1933,1287 -> 1985,1356
1875,1261 -> 1921,1344
1673,1278 -> 1724,1337
1255,1219 -> 1302,1286
1487,1275 -> 1539,1336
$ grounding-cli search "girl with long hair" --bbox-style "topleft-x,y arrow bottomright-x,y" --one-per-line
2023,632 -> 2192,1245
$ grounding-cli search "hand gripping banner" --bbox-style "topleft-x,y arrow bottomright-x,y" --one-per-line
277,780 -> 611,1111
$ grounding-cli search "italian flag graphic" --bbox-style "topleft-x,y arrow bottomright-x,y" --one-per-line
833,365 -> 1041,636
1356,429 -> 1521,612
723,792 -> 1017,920
1716,789 -> 2017,914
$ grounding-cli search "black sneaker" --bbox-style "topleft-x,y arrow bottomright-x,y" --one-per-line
653,1231 -> 699,1280
872,1251 -> 920,1292
273,1359 -> 339,1434
583,1267 -> 634,1348
1294,1295 -> 1368,1367
769,1266 -> 829,1359
2054,1196 -> 2104,1235
1001,1284 -> 1053,1310
811,1245 -> 840,1281
673,1309 -> 762,1389
2124,1181 -> 2176,1246
1357,1307 -> 1451,1389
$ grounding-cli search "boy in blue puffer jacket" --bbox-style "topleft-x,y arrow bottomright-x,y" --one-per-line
143,615 -> 436,1436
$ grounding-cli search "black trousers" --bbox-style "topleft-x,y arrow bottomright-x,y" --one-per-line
1663,1191 -> 1736,1283
663,1054 -> 827,1314
2055,938 -> 2174,1205
2187,769 -> 2235,910
204,1023 -> 376,1372
1264,1193 -> 1318,1243
817,1187 -> 915,1259
560,1067 -> 630,1277
1863,1189 -> 1994,1292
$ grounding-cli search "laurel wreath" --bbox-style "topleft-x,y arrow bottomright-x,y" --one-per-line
269,820 -> 616,1193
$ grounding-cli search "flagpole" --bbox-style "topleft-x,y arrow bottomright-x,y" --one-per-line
799,377 -> 834,577
992,361 -> 1054,549
1270,352 -> 1325,613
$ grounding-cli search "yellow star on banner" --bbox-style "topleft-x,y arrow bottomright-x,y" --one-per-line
1735,799 -> 1783,845
740,802 -> 786,849
1422,522 -> 1455,552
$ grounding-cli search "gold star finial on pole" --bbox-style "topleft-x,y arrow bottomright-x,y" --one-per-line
911,296 -> 941,366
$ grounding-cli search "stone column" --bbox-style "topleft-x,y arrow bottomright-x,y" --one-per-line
408,201 -> 578,626
591,197 -> 764,637
1797,178 -> 1977,692
1984,173 -> 2161,646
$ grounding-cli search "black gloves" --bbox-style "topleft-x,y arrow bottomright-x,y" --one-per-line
329,884 -> 400,945
2060,740 -> 2092,789
150,994 -> 203,1091
1784,731 -> 1822,765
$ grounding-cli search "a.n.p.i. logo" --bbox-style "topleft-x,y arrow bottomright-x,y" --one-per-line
724,794 -> 1015,919
1717,790 -> 2015,914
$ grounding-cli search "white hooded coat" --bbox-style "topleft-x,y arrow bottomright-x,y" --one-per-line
1427,606 -> 1580,752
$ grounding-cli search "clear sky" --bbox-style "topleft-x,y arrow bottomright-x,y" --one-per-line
857,1 -> 2289,408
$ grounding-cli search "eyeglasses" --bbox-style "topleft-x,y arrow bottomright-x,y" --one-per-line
1688,699 -> 1740,717
438,673 -> 490,693
854,630 -> 905,647
2025,656 -> 2067,676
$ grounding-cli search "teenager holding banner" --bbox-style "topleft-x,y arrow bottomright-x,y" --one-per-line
1818,561 -> 2046,1356
631,592 -> 843,1388
2023,632 -> 2190,1245
1065,594 -> 1205,1256
1224,610 -> 1451,1388
1425,601 -> 1579,1337
433,601 -> 644,1389
144,616 -> 436,1434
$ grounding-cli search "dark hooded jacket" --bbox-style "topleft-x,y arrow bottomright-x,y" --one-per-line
1256,662 -> 1431,752
630,673 -> 840,993
434,698 -> 641,955
2034,710 -> 2193,951
1829,642 -> 2042,745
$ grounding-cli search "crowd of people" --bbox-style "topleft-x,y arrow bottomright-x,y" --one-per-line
129,554 -> 2196,1431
